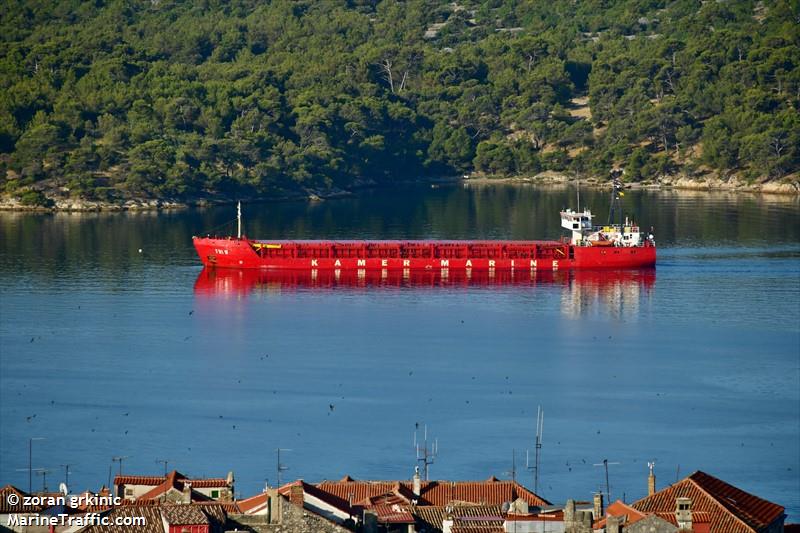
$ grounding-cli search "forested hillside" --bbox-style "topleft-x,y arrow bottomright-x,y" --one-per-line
1,0 -> 798,205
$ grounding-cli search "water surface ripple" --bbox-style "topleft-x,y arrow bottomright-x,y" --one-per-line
1,185 -> 798,520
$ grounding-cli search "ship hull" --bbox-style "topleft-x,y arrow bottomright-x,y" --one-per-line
193,237 -> 656,270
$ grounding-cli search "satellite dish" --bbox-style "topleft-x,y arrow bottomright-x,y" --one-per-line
59,483 -> 69,495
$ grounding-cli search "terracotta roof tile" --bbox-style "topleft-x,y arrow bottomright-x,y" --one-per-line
113,475 -> 164,486
599,499 -> 647,528
0,486 -> 46,513
190,479 -> 228,488
137,471 -> 214,502
80,503 -> 229,533
277,480 -> 360,516
114,470 -> 229,490
314,479 -> 549,508
237,491 -> 270,513
412,504 -> 504,531
451,525 -> 505,533
160,505 -> 210,525
632,471 -> 785,533
505,511 -> 564,522
371,504 -> 416,523
82,505 -> 165,533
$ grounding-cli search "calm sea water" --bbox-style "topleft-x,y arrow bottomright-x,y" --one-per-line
1,184 -> 799,519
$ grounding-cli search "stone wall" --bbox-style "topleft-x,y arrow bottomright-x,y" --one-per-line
225,494 -> 353,533
563,500 -> 593,533
624,514 -> 677,533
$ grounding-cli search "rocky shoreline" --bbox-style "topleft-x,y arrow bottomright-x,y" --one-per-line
2,172 -> 797,212
464,171 -> 800,195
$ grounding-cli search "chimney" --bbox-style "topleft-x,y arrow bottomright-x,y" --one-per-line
181,482 -> 192,504
648,462 -> 656,496
226,471 -> 235,502
412,466 -> 421,498
564,499 -> 576,526
364,510 -> 379,533
442,506 -> 454,533
676,497 -> 693,530
607,515 -> 623,533
510,497 -> 529,515
593,492 -> 604,519
289,483 -> 304,508
266,489 -> 281,524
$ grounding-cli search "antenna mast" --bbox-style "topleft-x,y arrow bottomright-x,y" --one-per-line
111,456 -> 129,477
237,201 -> 242,239
275,448 -> 291,486
34,469 -> 52,492
59,464 -> 73,488
414,424 -> 438,481
608,171 -> 624,226
593,459 -> 620,502
155,459 -> 170,477
505,449 -> 517,483
527,406 -> 544,494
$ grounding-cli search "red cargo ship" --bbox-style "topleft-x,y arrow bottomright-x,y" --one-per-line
193,187 -> 656,271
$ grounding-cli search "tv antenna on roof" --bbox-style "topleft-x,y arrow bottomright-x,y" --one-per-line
34,468 -> 52,492
59,463 -> 74,488
155,459 -> 170,477
275,448 -> 291,486
414,423 -> 438,481
593,459 -> 620,503
111,456 -> 130,476
504,449 -> 517,483
526,406 -> 544,494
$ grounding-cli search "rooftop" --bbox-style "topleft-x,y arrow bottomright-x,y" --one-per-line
313,475 -> 549,508
114,470 -> 228,489
632,470 -> 785,533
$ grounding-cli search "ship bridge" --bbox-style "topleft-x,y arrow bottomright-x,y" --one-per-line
561,209 -> 645,247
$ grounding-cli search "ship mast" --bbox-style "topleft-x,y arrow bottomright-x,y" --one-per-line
237,201 -> 242,239
608,173 -> 623,226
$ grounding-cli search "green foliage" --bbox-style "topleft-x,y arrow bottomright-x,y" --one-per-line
19,189 -> 53,207
0,0 -> 797,202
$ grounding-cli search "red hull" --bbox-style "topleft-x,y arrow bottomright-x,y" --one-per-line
194,266 -> 656,295
193,237 -> 656,270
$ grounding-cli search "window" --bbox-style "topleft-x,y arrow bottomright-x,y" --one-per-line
211,490 -> 219,498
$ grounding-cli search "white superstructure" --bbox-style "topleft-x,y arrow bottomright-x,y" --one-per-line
560,209 -> 646,247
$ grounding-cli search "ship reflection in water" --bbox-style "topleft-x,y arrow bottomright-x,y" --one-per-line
194,267 -> 655,318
